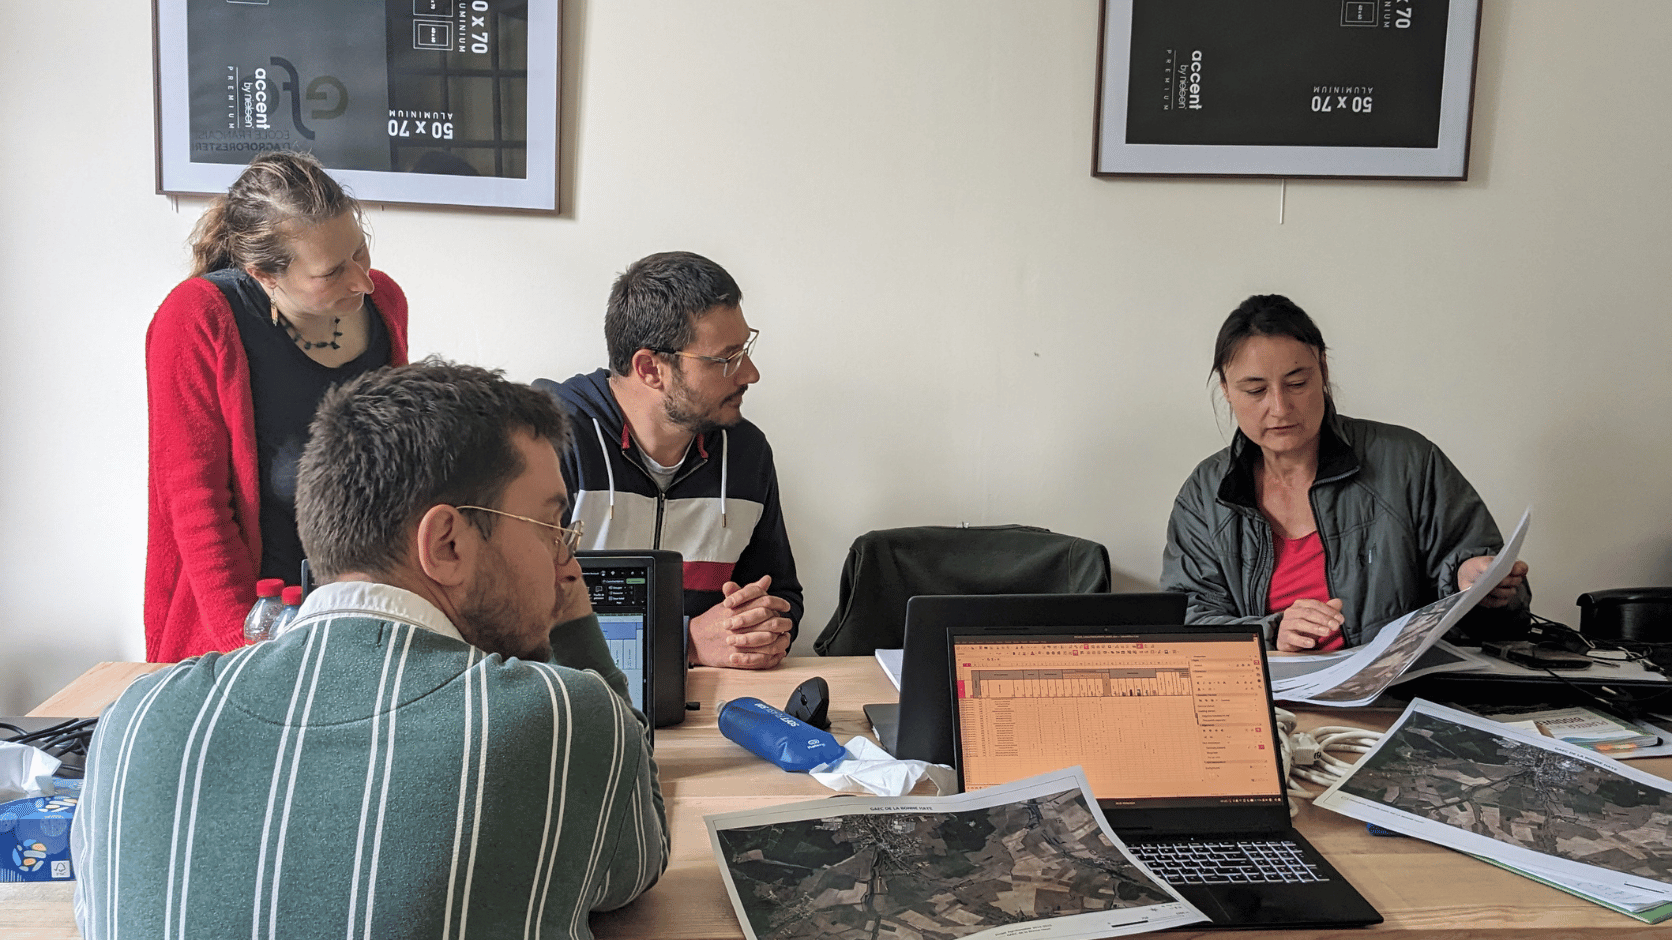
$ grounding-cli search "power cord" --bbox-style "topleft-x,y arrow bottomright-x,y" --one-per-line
1522,614 -> 1672,721
1526,613 -> 1662,671
2,718 -> 98,778
1274,707 -> 1381,816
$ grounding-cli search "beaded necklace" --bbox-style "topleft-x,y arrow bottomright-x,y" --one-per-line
271,301 -> 343,350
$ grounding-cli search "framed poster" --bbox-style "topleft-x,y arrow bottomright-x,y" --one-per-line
1094,0 -> 1482,180
155,0 -> 559,211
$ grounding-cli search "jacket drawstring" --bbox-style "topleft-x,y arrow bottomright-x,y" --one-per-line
720,429 -> 730,528
592,418 -> 616,519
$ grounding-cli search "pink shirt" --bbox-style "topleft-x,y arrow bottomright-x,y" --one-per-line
1268,531 -> 1343,651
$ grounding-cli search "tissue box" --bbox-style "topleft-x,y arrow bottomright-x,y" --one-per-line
0,778 -> 81,883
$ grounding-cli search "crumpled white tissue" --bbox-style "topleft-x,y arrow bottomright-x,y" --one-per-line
810,737 -> 957,797
0,740 -> 61,804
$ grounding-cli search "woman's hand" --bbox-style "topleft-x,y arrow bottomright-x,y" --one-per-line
1276,597 -> 1346,652
1458,556 -> 1529,608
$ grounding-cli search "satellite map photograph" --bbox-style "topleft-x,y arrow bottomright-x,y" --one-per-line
713,788 -> 1175,940
1306,591 -> 1464,703
1339,710 -> 1672,882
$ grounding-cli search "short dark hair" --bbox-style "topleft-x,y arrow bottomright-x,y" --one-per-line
296,358 -> 572,581
1211,294 -> 1331,389
604,251 -> 742,375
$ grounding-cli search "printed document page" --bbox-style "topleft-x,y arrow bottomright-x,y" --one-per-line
706,768 -> 1205,940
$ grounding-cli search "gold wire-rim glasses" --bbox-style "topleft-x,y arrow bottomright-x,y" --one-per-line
456,506 -> 585,561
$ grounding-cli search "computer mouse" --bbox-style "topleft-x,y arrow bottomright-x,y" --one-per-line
785,676 -> 831,730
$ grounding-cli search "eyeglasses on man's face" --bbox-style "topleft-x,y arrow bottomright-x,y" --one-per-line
456,506 -> 584,562
649,328 -> 759,377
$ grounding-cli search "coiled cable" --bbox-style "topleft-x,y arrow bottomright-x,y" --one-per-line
1273,707 -> 1381,815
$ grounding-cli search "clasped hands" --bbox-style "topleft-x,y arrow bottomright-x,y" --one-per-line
689,575 -> 794,669
1276,555 -> 1530,653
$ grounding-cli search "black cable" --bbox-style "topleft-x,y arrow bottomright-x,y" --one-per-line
11,718 -> 97,746
1527,613 -> 1667,670
34,735 -> 89,757
1610,638 -> 1672,675
1528,663 -> 1672,724
3,718 -> 98,776
1511,614 -> 1672,719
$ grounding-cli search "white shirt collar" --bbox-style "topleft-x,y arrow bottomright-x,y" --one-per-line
293,581 -> 466,645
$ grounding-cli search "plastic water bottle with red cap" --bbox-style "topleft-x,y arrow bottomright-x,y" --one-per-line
243,578 -> 286,644
271,586 -> 305,638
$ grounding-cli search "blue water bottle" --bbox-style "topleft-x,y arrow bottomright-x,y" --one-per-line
718,697 -> 846,772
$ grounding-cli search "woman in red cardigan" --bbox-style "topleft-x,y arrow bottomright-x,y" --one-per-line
146,152 -> 410,661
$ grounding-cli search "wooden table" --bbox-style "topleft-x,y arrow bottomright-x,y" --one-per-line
5,657 -> 1668,939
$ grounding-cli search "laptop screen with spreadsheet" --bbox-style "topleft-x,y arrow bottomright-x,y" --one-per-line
951,631 -> 1286,811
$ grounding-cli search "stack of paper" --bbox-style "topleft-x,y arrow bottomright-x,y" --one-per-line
874,648 -> 904,690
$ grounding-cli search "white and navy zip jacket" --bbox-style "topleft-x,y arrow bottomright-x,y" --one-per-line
534,370 -> 804,642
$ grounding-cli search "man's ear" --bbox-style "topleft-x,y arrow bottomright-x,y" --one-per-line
413,504 -> 476,588
629,348 -> 671,392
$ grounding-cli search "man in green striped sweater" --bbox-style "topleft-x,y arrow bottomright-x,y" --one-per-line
73,360 -> 668,940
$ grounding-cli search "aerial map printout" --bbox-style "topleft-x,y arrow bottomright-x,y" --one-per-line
705,769 -> 1204,940
1316,699 -> 1672,909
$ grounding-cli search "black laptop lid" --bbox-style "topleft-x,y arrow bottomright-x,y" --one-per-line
893,592 -> 1187,765
948,626 -> 1291,835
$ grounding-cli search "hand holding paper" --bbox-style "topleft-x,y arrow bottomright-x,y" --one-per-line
1457,556 -> 1529,607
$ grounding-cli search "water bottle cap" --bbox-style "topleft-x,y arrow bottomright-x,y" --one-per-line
256,578 -> 285,597
281,586 -> 304,605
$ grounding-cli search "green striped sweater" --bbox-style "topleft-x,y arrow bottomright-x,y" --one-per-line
72,582 -> 667,939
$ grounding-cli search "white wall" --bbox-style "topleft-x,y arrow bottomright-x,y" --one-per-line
3,2 -> 1669,712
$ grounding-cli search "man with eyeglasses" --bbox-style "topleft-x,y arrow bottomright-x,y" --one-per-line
535,251 -> 802,670
74,360 -> 666,939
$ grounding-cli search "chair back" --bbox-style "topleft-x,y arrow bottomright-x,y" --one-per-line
812,524 -> 1112,656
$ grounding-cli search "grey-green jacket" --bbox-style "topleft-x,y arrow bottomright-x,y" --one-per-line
73,582 -> 667,940
1161,414 -> 1529,648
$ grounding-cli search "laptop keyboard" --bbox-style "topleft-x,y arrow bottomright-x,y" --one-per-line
1128,840 -> 1327,885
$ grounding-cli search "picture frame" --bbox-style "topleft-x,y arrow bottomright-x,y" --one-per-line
1093,0 -> 1483,180
153,0 -> 560,211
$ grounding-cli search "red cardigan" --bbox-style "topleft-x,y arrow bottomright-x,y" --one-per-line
144,271 -> 410,661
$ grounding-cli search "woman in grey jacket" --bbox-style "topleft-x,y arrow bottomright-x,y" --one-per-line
1161,295 -> 1530,652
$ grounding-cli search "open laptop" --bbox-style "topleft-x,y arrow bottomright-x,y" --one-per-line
865,592 -> 1186,764
577,550 -> 687,729
948,626 -> 1381,929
